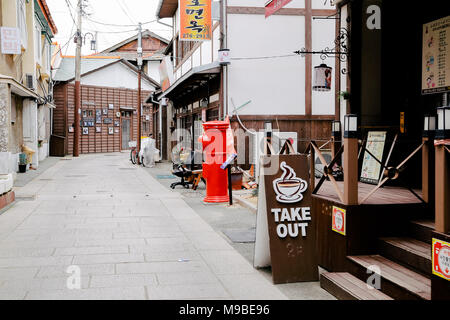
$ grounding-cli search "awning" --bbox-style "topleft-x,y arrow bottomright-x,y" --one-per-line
158,62 -> 221,102
0,74 -> 39,99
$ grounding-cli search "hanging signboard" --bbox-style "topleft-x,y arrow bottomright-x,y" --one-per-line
422,15 -> 450,94
179,0 -> 212,41
265,0 -> 292,18
332,206 -> 346,236
432,238 -> 450,281
254,155 -> 318,284
0,27 -> 21,55
360,131 -> 387,185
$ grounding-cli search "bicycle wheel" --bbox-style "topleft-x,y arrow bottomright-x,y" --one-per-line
130,149 -> 137,164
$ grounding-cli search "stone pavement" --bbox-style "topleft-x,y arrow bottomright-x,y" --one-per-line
0,153 -> 287,300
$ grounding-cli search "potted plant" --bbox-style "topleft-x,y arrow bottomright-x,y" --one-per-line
338,91 -> 351,100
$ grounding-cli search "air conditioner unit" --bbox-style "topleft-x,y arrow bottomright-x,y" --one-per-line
25,74 -> 35,90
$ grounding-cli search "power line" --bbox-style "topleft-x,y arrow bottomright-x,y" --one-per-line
84,16 -> 158,28
115,0 -> 136,25
64,0 -> 76,25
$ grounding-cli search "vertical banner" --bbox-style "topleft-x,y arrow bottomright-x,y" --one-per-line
265,0 -> 293,18
179,0 -> 212,41
254,155 -> 318,284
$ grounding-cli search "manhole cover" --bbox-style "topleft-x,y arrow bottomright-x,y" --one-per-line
222,228 -> 256,243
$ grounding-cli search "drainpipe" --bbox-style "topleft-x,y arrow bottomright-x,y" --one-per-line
220,0 -> 228,119
150,94 -> 163,160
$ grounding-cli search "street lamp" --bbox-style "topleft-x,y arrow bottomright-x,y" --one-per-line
423,114 -> 436,138
436,106 -> 450,139
313,64 -> 332,92
344,114 -> 358,138
332,120 -> 341,138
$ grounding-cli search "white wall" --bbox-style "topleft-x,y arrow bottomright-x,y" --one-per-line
76,62 -> 156,91
147,61 -> 161,83
227,14 -> 306,116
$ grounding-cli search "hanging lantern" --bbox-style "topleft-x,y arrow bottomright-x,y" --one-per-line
218,49 -> 231,66
313,64 -> 333,92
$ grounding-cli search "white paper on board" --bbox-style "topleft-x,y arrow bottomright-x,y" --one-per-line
253,158 -> 271,268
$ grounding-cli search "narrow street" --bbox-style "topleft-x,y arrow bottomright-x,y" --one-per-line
0,153 -> 288,300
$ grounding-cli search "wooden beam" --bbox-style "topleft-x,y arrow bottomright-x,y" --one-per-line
435,145 -> 450,234
344,137 -> 358,205
305,0 -> 312,117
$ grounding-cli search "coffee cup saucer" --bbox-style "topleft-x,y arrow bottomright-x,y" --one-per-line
276,194 -> 303,203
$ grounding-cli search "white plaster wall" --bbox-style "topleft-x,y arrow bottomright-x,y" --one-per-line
193,47 -> 201,68
77,62 -> 156,91
312,0 -> 335,9
147,61 -> 161,83
182,56 -> 192,76
201,40 -> 212,65
227,14 -> 306,116
311,17 -> 336,115
213,27 -> 220,61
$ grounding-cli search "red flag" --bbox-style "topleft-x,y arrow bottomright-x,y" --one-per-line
265,0 -> 293,18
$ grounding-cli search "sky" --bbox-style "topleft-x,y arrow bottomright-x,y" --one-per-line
46,0 -> 173,56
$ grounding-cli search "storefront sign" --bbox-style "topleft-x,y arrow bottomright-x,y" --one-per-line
265,0 -> 292,18
332,206 -> 346,236
422,16 -> 450,94
254,155 -> 318,284
0,27 -> 21,55
179,0 -> 212,41
433,238 -> 450,281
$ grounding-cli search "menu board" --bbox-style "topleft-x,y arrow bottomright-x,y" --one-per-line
360,131 -> 387,185
422,16 -> 450,94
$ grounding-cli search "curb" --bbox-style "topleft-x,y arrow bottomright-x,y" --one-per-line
235,196 -> 257,214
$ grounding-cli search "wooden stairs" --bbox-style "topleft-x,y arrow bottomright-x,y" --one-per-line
321,220 -> 434,300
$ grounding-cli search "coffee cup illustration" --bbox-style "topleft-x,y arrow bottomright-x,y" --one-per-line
273,162 -> 308,204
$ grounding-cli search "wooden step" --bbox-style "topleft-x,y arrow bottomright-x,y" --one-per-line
348,255 -> 431,300
320,272 -> 393,300
409,220 -> 435,244
379,237 -> 431,276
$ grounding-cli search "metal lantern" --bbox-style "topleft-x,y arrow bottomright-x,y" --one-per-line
313,64 -> 332,92
344,114 -> 358,138
218,49 -> 231,66
200,98 -> 209,108
160,98 -> 168,106
90,40 -> 97,51
332,120 -> 341,138
423,114 -> 436,138
436,106 -> 450,139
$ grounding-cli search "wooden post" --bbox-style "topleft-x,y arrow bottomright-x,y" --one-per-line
310,144 -> 315,190
331,137 -> 342,166
344,138 -> 358,205
435,145 -> 449,234
422,137 -> 434,203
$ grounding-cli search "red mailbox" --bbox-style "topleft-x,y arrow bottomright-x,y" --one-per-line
199,121 -> 230,203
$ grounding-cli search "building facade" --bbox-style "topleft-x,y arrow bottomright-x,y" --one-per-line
0,0 -> 57,177
52,57 -> 159,156
152,0 -> 339,162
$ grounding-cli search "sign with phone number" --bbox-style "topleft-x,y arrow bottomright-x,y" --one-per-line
432,238 -> 450,281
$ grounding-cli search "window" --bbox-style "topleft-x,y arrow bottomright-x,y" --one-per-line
35,21 -> 42,64
17,0 -> 27,49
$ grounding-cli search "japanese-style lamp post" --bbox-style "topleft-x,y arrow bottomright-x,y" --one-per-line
435,106 -> 450,234
422,114 -> 436,203
331,120 -> 342,166
343,114 -> 358,205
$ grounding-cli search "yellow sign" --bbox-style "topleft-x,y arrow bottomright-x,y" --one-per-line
332,206 -> 346,236
422,16 -> 450,94
432,238 -> 450,281
179,0 -> 212,41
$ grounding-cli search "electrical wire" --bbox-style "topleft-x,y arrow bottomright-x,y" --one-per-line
84,16 -> 158,28
115,0 -> 136,25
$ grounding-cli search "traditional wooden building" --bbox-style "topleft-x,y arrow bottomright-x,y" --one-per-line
51,57 -> 159,156
313,0 -> 450,300
151,0 -> 339,161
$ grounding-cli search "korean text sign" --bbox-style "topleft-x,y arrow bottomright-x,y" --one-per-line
180,0 -> 212,41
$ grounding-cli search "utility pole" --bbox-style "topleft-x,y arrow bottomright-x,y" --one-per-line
73,0 -> 82,157
137,22 -> 143,163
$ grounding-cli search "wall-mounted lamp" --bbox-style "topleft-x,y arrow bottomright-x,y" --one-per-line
200,98 -> 209,108
344,114 -> 358,139
423,114 -> 436,138
436,106 -> 450,139
332,120 -> 341,138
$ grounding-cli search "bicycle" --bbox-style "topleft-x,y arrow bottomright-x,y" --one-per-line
129,141 -> 138,164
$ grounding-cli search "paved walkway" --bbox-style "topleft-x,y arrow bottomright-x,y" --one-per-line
0,153 -> 287,300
